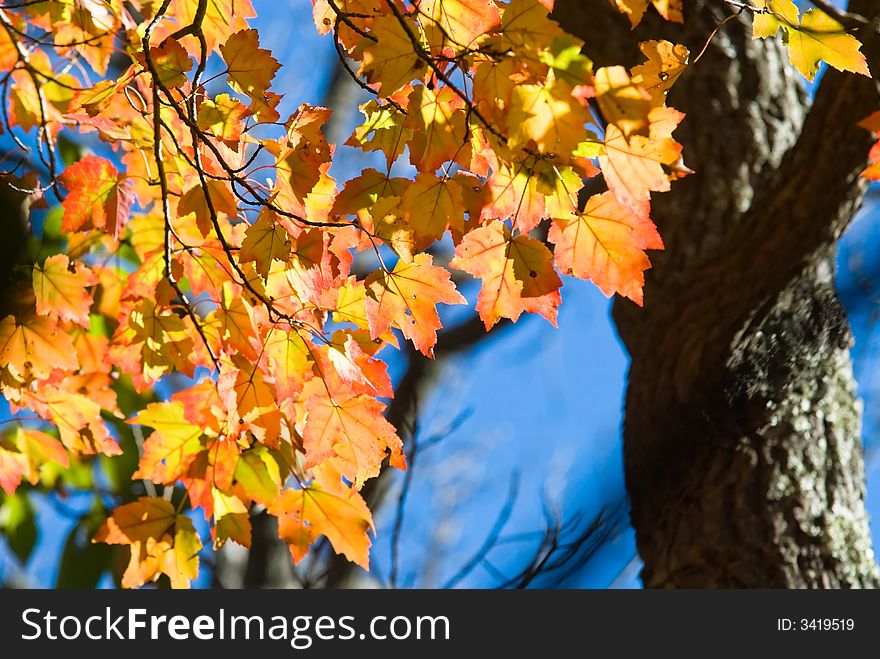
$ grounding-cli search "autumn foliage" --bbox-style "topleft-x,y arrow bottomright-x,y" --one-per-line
0,0 -> 873,587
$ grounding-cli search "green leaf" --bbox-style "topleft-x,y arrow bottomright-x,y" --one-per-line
234,445 -> 282,505
56,514 -> 112,588
1,491 -> 37,563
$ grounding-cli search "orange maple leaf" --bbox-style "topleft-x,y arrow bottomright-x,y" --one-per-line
269,484 -> 374,569
549,191 -> 663,305
301,380 -> 404,489
365,253 -> 466,357
94,497 -> 202,589
59,155 -> 133,238
220,29 -> 281,104
450,220 -> 562,329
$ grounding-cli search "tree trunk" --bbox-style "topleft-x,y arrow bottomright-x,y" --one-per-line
555,0 -> 880,587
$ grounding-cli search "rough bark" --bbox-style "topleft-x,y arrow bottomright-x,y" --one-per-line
554,0 -> 880,587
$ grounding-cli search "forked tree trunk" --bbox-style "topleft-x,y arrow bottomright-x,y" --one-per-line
555,0 -> 880,587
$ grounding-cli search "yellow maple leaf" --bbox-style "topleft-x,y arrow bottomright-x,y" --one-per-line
269,484 -> 374,569
220,29 -> 281,103
95,497 -> 202,589
32,254 -> 98,328
787,8 -> 870,81
358,15 -> 425,96
630,40 -> 689,108
130,401 -> 205,484
595,65 -> 652,139
0,315 -> 79,382
239,211 -> 292,280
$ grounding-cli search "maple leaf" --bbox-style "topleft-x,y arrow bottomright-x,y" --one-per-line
508,72 -> 591,157
348,100 -> 412,167
549,191 -> 663,305
498,0 -> 565,51
130,401 -> 205,484
786,8 -> 870,81
320,329 -> 394,398
234,445 -> 284,506
400,172 -> 467,243
0,426 -> 68,495
421,0 -> 502,53
406,84 -> 471,173
6,426 -> 68,489
752,0 -> 798,39
32,254 -> 98,328
449,220 -> 562,329
269,105 -> 334,216
751,2 -> 869,81
630,40 -> 689,108
69,67 -> 135,116
595,65 -> 651,139
365,253 -> 466,357
599,106 -> 686,218
301,380 -> 404,489
177,179 -> 239,237
358,14 -> 426,96
59,155 -> 133,238
859,111 -> 880,180
331,169 -> 414,254
0,448 -> 25,496
173,0 -> 256,54
94,497 -> 202,589
213,490 -> 251,548
183,437 -> 241,517
218,354 -> 283,448
122,298 -> 198,383
197,93 -> 249,145
239,211 -> 292,279
143,38 -> 192,88
95,498 -> 180,545
538,32 -> 593,92
262,325 -> 313,401
208,282 -> 261,361
480,161 -> 547,233
610,0 -> 682,27
269,484 -> 373,569
0,315 -> 78,382
220,29 -> 281,103
39,387 -> 121,456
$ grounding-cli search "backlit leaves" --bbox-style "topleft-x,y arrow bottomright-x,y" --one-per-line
130,402 -> 205,485
610,0 -> 683,27
221,29 -> 281,104
94,498 -> 202,589
549,191 -> 663,305
450,221 -> 562,329
270,484 -> 374,569
359,15 -> 424,96
302,381 -> 405,489
599,107 -> 686,218
59,156 -> 133,238
33,255 -> 98,328
5,0 -> 867,588
365,253 -> 466,357
240,211 -> 292,279
751,1 -> 870,81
